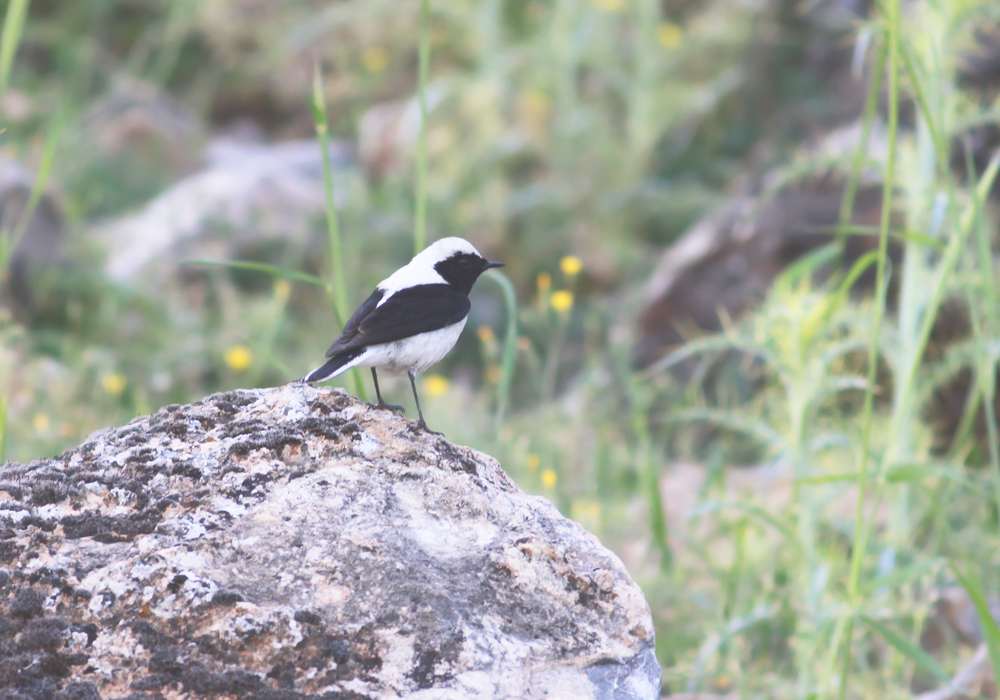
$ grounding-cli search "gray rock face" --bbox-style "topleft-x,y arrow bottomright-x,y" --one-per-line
0,384 -> 659,699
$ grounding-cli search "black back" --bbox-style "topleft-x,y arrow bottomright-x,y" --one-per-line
325,284 -> 471,358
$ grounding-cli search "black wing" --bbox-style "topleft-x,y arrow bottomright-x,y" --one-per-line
325,288 -> 384,357
325,284 -> 470,357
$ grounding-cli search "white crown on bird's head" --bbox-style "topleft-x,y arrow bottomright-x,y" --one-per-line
411,237 -> 486,264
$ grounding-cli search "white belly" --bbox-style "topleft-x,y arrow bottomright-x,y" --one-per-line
354,319 -> 468,375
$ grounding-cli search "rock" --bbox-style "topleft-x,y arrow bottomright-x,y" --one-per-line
101,139 -> 356,284
632,180 -> 892,371
0,159 -> 67,322
0,384 -> 659,699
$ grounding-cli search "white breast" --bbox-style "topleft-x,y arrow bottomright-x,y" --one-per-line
352,319 -> 468,375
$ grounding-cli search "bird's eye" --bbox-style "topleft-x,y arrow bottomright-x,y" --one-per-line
459,258 -> 472,269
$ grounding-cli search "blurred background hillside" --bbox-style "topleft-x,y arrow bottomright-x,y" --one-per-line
3,0 -> 1000,696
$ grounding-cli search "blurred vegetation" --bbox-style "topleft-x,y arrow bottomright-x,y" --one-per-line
3,0 -> 1000,697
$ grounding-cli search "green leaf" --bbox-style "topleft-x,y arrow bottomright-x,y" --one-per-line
0,0 -> 30,97
486,270 -> 518,442
689,501 -> 798,545
774,242 -> 840,288
884,462 -> 966,484
795,472 -> 862,486
950,564 -> 1000,682
860,614 -> 951,685
863,557 -> 944,595
182,259 -> 329,288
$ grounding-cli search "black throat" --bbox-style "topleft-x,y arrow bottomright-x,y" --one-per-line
434,253 -> 487,295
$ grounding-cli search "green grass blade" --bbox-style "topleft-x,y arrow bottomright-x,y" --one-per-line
839,10 -> 899,697
182,259 -> 329,287
860,615 -> 951,686
1,112 -> 62,268
487,270 -> 518,441
0,392 -> 7,463
631,374 -> 672,572
311,62 -> 348,329
690,501 -> 799,545
310,60 -> 365,400
413,0 -> 430,254
0,0 -> 30,97
950,564 -> 1000,680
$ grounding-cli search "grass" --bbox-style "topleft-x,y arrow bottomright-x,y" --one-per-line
3,0 -> 1000,697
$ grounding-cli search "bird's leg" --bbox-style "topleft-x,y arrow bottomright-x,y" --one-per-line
408,370 -> 444,436
371,368 -> 405,413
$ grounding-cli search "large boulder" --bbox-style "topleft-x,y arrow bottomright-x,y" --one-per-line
0,384 -> 659,699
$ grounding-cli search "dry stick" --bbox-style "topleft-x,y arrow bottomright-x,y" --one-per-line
913,644 -> 989,700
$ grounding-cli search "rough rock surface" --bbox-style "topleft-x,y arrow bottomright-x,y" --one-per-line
0,384 -> 659,699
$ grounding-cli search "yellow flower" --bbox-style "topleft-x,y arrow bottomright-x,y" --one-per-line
550,290 -> 574,313
541,469 -> 558,489
656,22 -> 684,50
32,413 -> 50,432
517,88 -> 551,135
485,364 -> 502,384
273,279 -> 292,301
422,375 -> 450,397
476,325 -> 495,344
560,255 -> 583,277
536,272 -> 551,295
571,500 -> 602,523
590,0 -> 624,11
526,454 -> 540,471
362,46 -> 389,73
101,372 -> 127,396
224,345 -> 254,373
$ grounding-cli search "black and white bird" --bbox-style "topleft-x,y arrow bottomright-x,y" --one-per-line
300,237 -> 504,434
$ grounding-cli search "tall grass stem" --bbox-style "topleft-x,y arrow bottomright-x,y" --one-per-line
0,0 -> 29,98
838,4 -> 901,697
311,61 -> 366,400
487,272 -> 518,442
413,0 -> 431,255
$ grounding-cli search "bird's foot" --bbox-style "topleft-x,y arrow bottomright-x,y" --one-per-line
376,400 -> 406,414
411,419 -> 444,437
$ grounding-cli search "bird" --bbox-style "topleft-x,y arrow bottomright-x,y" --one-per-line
300,237 -> 504,435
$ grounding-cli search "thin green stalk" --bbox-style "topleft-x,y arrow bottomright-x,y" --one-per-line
310,62 -> 365,400
967,141 -> 1000,516
310,63 -> 348,327
837,32 -> 887,233
631,375 -> 672,573
541,309 -> 571,401
0,112 -> 62,268
487,271 -> 518,442
838,5 -> 900,698
0,392 -> 7,464
413,0 -> 430,255
0,0 -> 29,98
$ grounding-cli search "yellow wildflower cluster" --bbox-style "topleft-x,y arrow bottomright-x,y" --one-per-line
560,255 -> 582,277
224,345 -> 254,373
540,469 -> 558,489
362,47 -> 389,73
422,375 -> 450,397
656,22 -> 684,50
101,372 -> 127,396
550,290 -> 574,313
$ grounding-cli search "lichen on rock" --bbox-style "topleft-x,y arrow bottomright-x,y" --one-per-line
0,383 -> 659,699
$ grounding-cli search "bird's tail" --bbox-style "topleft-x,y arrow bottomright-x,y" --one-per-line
300,351 -> 364,384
